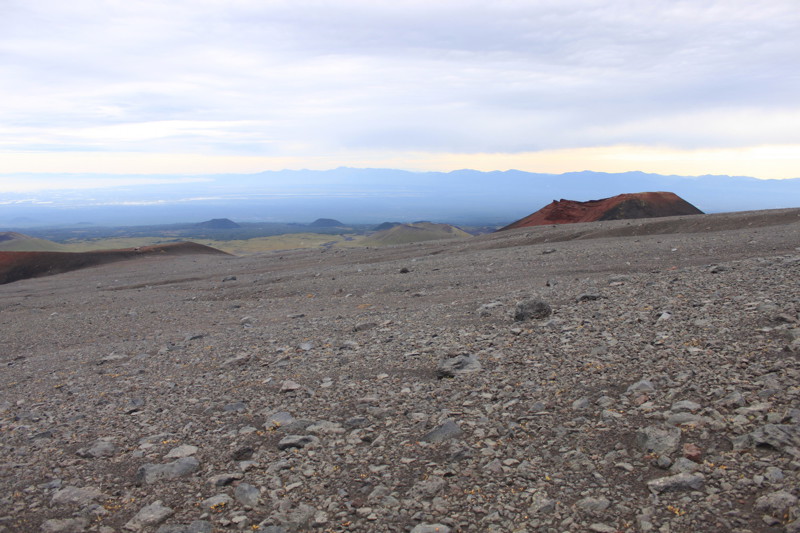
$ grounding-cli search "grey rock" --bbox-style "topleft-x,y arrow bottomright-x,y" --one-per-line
647,472 -> 704,494
572,397 -> 590,410
477,302 -> 503,316
576,292 -> 604,302
589,525 -> 617,533
222,354 -> 249,367
732,423 -> 800,454
156,522 -> 213,533
164,444 -> 198,459
51,485 -> 104,506
280,380 -> 302,392
764,466 -> 784,483
353,321 -> 377,332
136,457 -> 200,484
636,426 -> 681,454
669,457 -> 700,473
277,435 -> 320,450
410,525 -> 451,533
627,379 -> 655,394
40,518 -> 89,533
513,299 -> 552,321
436,353 -> 481,378
528,492 -> 557,514
409,476 -> 447,498
264,411 -> 296,429
234,483 -> 261,507
207,472 -> 243,486
77,439 -> 116,458
421,419 -> 464,443
124,501 -> 174,531
666,412 -> 713,427
576,496 -> 611,514
670,400 -> 701,412
200,494 -> 233,512
223,402 -> 247,412
755,490 -> 798,515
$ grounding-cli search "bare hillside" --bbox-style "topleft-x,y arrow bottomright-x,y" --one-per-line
1,208 -> 799,533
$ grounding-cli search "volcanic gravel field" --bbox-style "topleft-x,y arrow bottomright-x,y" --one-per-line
1,208 -> 800,533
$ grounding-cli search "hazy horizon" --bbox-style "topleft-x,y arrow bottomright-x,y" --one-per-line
2,168 -> 799,228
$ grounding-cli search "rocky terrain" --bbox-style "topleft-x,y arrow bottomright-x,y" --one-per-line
1,208 -> 799,533
501,192 -> 703,230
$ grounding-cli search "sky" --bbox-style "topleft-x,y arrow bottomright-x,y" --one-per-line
2,0 -> 800,193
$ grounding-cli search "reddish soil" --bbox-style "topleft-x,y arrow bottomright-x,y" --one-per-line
500,191 -> 703,230
0,242 -> 228,285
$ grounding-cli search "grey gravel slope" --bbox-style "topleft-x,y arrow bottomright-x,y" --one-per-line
1,209 -> 799,533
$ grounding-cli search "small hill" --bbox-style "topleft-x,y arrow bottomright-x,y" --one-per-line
364,222 -> 471,246
500,192 -> 703,231
0,232 -> 67,252
309,218 -> 344,228
0,242 -> 229,285
373,222 -> 402,231
196,218 -> 241,229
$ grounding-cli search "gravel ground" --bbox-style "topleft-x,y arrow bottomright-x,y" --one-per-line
1,209 -> 799,533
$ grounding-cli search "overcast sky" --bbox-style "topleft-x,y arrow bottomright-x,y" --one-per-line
2,0 -> 800,190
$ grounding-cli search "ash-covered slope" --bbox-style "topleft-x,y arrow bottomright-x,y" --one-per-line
1,208 -> 799,533
364,222 -> 471,246
0,241 -> 229,285
501,191 -> 703,231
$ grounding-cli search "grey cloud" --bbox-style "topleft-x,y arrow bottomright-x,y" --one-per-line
2,0 -> 799,155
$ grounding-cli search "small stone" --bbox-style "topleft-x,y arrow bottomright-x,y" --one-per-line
764,466 -> 784,483
627,380 -> 655,394
421,419 -> 464,443
136,457 -> 200,484
647,473 -> 704,494
589,524 -> 616,533
234,483 -> 260,508
572,397 -> 590,410
636,426 -> 681,454
277,435 -> 320,450
207,473 -> 243,486
576,496 -> 611,514
51,485 -> 104,506
682,443 -> 703,463
201,494 -> 233,512
436,354 -> 481,378
77,439 -> 116,458
513,299 -> 552,321
124,501 -> 174,531
755,490 -> 798,516
223,402 -> 247,412
280,380 -> 302,392
671,400 -> 701,412
410,525 -> 451,533
41,518 -> 89,533
264,411 -> 296,429
164,445 -> 198,459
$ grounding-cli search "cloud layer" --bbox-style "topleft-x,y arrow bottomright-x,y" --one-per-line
2,0 -> 799,176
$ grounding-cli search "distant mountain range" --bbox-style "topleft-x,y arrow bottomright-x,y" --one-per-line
1,168 -> 799,227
